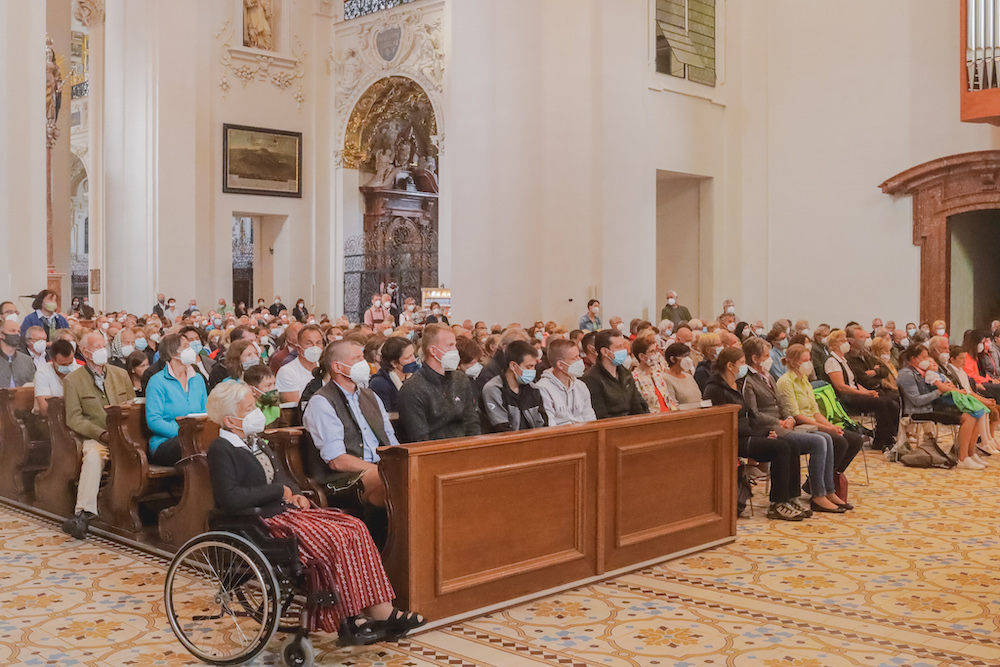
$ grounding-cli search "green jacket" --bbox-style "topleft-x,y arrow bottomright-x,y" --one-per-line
660,303 -> 693,326
63,364 -> 136,441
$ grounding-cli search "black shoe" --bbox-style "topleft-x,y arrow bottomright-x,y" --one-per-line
377,607 -> 428,641
810,501 -> 847,514
836,502 -> 854,511
336,615 -> 387,646
61,511 -> 94,540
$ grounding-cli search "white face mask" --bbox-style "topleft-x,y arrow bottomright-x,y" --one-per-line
801,329 -> 813,339
101,322 -> 110,330
464,361 -> 483,379
918,359 -> 931,370
151,333 -> 161,343
726,322 -> 736,332
680,356 -> 695,373
863,337 -> 873,348
91,347 -> 109,367
881,354 -> 891,363
4,314 -> 17,322
900,337 -> 909,348
565,359 -> 586,378
120,344 -> 134,357
840,342 -> 851,355
433,308 -> 442,316
343,360 -> 371,387
725,306 -> 735,315
667,298 -> 677,306
936,328 -> 946,336
32,339 -> 46,355
438,348 -> 460,372
303,346 -> 323,364
941,352 -> 951,364
237,407 -> 266,435
406,304 -> 415,312
179,347 -> 198,366
616,322 -> 626,333
799,360 -> 814,377
761,357 -> 774,372
978,343 -> 985,354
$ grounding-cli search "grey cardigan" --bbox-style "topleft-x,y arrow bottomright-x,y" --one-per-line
740,369 -> 792,436
896,366 -> 941,416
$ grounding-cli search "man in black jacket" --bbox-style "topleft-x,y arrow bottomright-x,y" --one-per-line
581,329 -> 648,419
398,324 -> 481,442
481,340 -> 547,432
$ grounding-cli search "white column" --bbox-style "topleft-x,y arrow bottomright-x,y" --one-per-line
0,1 -> 48,304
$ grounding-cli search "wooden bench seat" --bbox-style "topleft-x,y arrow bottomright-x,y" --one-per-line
33,396 -> 81,517
0,387 -> 51,503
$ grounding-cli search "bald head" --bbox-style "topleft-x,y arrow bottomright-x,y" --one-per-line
284,322 -> 304,347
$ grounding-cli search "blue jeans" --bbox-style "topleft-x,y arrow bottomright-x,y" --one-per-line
782,430 -> 835,497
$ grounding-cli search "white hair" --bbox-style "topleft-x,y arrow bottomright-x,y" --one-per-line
206,380 -> 252,427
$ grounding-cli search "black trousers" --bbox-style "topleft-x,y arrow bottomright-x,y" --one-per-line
740,436 -> 801,504
831,429 -> 863,473
979,382 -> 1000,403
150,436 -> 182,466
840,393 -> 899,449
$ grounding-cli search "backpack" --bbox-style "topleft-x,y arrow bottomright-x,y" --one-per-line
812,382 -> 859,429
896,418 -> 957,468
736,462 -> 755,516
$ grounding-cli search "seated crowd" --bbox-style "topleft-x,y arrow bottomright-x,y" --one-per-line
4,288 -> 1000,639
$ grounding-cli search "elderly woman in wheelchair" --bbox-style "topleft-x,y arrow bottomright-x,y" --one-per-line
166,380 -> 424,666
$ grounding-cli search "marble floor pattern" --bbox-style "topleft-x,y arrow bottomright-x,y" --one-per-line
2,450 -> 1000,667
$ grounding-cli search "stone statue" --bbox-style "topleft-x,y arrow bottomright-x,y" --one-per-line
243,0 -> 274,50
373,148 -> 394,186
337,48 -> 363,99
45,37 -> 65,147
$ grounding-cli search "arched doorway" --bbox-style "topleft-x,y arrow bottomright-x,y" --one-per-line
342,76 -> 439,323
69,155 -> 89,303
880,151 -> 1000,331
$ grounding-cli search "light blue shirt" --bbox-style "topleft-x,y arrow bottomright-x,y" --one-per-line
303,382 -> 399,464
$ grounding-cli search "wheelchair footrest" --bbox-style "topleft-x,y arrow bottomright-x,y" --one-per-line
308,591 -> 339,607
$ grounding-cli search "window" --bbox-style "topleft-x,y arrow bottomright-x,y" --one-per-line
654,0 -> 716,87
344,0 -> 416,21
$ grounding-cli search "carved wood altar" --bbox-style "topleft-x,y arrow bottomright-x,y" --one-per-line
880,151 -> 1000,326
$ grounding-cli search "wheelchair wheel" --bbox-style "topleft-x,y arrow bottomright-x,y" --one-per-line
165,532 -> 281,666
281,636 -> 315,667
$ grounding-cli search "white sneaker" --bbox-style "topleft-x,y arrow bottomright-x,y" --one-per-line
972,454 -> 989,468
957,457 -> 985,470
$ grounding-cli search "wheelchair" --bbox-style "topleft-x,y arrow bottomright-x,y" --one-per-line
164,509 -> 338,667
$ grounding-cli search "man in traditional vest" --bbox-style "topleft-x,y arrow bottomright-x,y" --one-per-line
302,339 -> 399,543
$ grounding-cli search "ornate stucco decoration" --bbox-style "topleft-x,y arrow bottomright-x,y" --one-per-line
216,19 -> 306,109
72,0 -> 105,28
332,4 -> 445,156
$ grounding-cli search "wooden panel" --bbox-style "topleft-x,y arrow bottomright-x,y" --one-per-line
379,405 -> 738,621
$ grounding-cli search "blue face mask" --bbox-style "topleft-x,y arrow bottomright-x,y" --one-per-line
780,338 -> 789,350
702,326 -> 709,333
612,348 -> 628,366
907,328 -> 917,337
402,361 -> 420,374
516,367 -> 536,385
736,364 -> 749,379
57,364 -> 76,376
135,338 -> 148,351
189,341 -> 203,354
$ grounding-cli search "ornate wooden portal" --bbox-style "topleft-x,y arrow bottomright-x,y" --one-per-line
880,151 -> 1000,326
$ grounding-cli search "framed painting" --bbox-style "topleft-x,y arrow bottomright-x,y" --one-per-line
223,124 -> 302,197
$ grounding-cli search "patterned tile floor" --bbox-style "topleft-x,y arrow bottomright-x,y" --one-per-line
3,450 -> 1000,666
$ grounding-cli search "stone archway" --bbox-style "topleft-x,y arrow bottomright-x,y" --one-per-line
880,151 -> 1000,326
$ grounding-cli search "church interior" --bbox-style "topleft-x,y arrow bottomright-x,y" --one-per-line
2,0 -> 1000,665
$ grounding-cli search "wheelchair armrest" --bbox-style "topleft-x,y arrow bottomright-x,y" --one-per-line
208,507 -> 263,520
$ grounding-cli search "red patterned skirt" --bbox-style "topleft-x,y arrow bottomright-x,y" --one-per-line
263,508 -> 395,632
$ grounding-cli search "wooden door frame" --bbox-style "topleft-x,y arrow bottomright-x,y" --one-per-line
880,150 -> 1000,325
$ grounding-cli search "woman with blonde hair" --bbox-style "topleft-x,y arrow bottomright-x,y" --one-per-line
869,337 -> 898,393
205,380 -> 425,643
694,332 -> 722,392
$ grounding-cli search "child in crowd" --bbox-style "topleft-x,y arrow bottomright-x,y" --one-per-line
243,363 -> 280,426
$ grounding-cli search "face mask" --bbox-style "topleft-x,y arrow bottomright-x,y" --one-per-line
275,298 -> 281,304
238,408 -> 267,436
32,339 -> 46,355
465,361 -> 483,379
680,356 -> 696,373
535,331 -> 545,341
863,337 -> 872,348
725,306 -> 735,315
134,338 -> 148,351
918,359 -> 931,370
168,302 -> 175,308
881,354 -> 891,363
402,360 -> 420,374
779,338 -> 789,350
515,366 -> 536,385
298,302 -> 304,308
433,308 -> 442,316
590,306 -> 599,314
439,349 -> 461,372
936,328 -> 946,336
189,341 -> 203,355
799,360 -> 814,376
3,314 -> 16,322
978,343 -> 985,354
242,357 -> 259,370
612,348 -> 628,366
840,342 -> 851,354
406,304 -> 415,312
900,337 -> 909,347
617,322 -> 626,333
117,317 -> 125,323
565,359 -> 585,378
762,357 -> 774,372
44,301 -> 58,312
303,346 -> 323,364
257,389 -> 279,406
213,318 -> 222,327
91,347 -> 108,366
801,329 -> 813,339
986,341 -> 993,351
726,322 -> 736,332
667,298 -> 677,306
101,322 -> 110,330
270,327 -> 282,337
120,344 -> 134,357
907,328 -> 916,337
150,333 -> 161,343
702,326 -> 709,333
382,301 -> 391,308
343,359 -> 371,387
755,327 -> 765,336
735,364 -> 749,379
57,364 -> 75,376
711,345 -> 724,359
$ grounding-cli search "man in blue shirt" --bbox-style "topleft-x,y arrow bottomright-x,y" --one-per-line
20,290 -> 68,341
579,299 -> 602,332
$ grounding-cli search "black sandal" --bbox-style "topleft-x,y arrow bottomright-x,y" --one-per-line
378,607 -> 427,641
337,615 -> 387,646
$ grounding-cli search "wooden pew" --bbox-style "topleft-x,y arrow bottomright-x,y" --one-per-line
97,402 -> 181,540
266,427 -> 327,507
158,416 -> 219,548
0,387 -> 51,502
33,396 -> 81,517
378,405 -> 739,621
